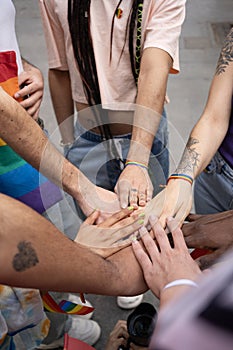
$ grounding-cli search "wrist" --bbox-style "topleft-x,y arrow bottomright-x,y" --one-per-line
163,279 -> 198,291
159,279 -> 198,307
167,173 -> 193,186
125,160 -> 148,170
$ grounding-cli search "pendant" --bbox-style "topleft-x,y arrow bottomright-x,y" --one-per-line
115,8 -> 123,19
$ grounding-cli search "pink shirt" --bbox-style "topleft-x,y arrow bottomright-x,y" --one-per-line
39,0 -> 186,110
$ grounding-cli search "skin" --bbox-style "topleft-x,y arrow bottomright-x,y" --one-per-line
183,211 -> 233,269
149,27 -> 233,228
0,87 -> 121,220
105,320 -> 148,350
132,217 -> 201,308
42,0 -> 185,209
0,193 -> 147,296
15,58 -> 44,120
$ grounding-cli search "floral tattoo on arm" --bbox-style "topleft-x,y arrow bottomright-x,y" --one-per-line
176,137 -> 200,175
216,27 -> 233,75
13,241 -> 39,272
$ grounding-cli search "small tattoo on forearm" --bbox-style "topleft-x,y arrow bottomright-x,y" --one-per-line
216,28 -> 233,75
176,137 -> 200,174
13,241 -> 39,272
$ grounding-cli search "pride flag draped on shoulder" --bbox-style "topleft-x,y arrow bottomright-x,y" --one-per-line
0,51 -> 62,213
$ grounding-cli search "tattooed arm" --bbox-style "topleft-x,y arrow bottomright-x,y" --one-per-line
0,193 -> 147,295
143,28 -> 233,228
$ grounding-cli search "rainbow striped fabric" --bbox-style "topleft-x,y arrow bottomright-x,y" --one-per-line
0,51 -> 62,213
42,292 -> 94,316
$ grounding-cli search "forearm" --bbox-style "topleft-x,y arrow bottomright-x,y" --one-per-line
49,69 -> 75,144
175,112 -> 229,179
0,87 -> 84,199
0,194 -> 147,295
127,48 -> 171,164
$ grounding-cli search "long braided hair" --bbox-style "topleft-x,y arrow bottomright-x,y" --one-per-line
68,0 -> 144,180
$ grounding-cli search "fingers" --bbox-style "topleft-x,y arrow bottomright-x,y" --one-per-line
196,250 -> 223,270
111,217 -> 145,244
98,207 -> 136,228
84,209 -> 100,225
115,180 -> 131,209
166,217 -> 189,250
149,216 -> 170,251
185,213 -> 203,222
129,188 -> 139,208
132,230 -> 154,271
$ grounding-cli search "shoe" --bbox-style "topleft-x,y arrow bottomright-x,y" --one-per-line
117,294 -> 144,309
36,337 -> 64,349
68,293 -> 94,319
37,318 -> 101,349
68,317 -> 101,346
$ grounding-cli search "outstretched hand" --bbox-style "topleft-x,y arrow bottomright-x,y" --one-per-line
75,207 -> 145,258
182,211 -> 233,269
132,216 -> 201,298
142,179 -> 192,229
115,165 -> 153,209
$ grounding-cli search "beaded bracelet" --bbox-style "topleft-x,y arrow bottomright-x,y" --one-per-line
167,173 -> 193,185
163,279 -> 198,291
125,160 -> 148,170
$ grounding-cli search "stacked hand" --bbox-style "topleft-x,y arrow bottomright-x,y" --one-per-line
132,216 -> 201,298
142,179 -> 192,229
75,207 -> 145,258
183,211 -> 233,269
115,165 -> 153,209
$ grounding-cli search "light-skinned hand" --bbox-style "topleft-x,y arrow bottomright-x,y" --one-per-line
132,216 -> 201,298
115,165 -> 153,209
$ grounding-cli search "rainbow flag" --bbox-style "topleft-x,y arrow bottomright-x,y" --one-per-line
0,51 -> 62,213
42,292 -> 94,316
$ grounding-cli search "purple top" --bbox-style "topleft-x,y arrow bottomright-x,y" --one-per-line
219,97 -> 233,168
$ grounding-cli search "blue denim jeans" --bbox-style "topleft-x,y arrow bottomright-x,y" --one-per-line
63,111 -> 169,233
66,112 -> 169,194
194,151 -> 233,214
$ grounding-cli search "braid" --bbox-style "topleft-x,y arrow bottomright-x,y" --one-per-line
68,0 -> 144,140
68,0 -> 100,106
129,0 -> 144,83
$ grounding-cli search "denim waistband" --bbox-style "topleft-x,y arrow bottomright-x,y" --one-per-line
75,120 -> 131,142
205,151 -> 233,179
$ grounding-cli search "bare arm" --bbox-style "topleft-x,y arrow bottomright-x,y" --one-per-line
115,48 -> 172,208
150,28 -> 233,228
0,88 -> 121,217
0,193 -> 147,296
48,69 -> 75,144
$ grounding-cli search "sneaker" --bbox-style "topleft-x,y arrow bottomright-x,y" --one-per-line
117,294 -> 144,309
36,318 -> 101,349
68,317 -> 101,346
68,294 -> 94,319
36,337 -> 64,349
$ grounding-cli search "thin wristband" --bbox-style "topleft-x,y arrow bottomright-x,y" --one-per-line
125,160 -> 148,170
167,173 -> 193,186
163,279 -> 198,291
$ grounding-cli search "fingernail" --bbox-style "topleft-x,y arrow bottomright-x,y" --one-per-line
137,219 -> 144,225
127,206 -> 134,211
14,92 -> 20,98
139,226 -> 147,237
131,234 -> 138,242
121,203 -> 128,209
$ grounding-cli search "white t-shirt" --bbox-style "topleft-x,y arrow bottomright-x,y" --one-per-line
39,0 -> 186,109
0,0 -> 23,74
